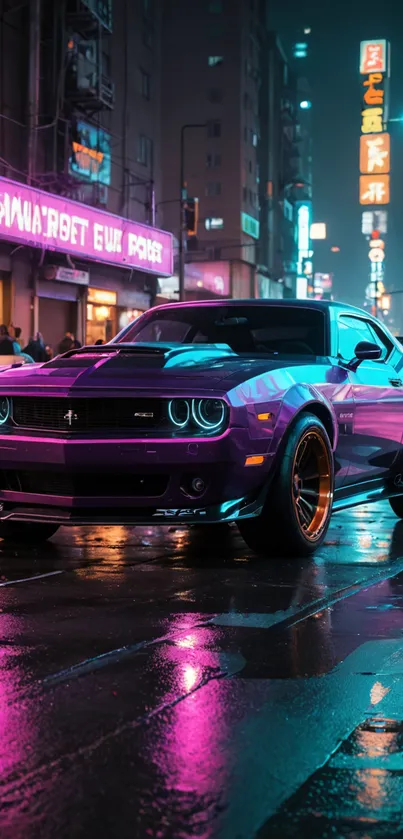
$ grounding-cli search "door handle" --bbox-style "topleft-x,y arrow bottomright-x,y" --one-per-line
389,378 -> 403,387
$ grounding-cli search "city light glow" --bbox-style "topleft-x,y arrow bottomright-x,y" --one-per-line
310,223 -> 326,240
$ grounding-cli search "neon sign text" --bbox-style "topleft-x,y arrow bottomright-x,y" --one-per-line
0,175 -> 173,276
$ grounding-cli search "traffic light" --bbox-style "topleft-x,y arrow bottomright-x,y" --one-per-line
184,197 -> 199,236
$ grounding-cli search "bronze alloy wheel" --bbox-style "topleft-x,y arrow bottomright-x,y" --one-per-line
291,429 -> 332,541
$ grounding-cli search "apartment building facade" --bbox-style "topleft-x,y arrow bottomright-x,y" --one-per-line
0,0 -> 172,350
159,0 -> 305,302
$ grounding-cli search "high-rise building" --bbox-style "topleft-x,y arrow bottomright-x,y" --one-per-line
0,0 -> 172,350
159,0 -> 262,302
259,30 -> 308,300
159,0 -> 308,303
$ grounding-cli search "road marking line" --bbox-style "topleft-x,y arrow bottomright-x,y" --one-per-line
0,570 -> 64,587
210,557 -> 403,631
41,559 -> 403,686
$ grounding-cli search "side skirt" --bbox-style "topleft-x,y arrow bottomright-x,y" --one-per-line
332,478 -> 402,513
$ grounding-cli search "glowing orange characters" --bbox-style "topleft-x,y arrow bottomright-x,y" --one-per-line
359,175 -> 390,205
360,133 -> 390,175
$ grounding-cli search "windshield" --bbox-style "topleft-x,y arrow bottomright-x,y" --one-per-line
115,305 -> 326,356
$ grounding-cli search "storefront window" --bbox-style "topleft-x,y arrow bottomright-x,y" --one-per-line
118,309 -> 143,331
86,288 -> 117,344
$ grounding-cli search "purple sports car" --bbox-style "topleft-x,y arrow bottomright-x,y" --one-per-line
0,298 -> 402,556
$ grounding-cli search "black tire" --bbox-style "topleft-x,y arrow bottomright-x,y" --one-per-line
0,522 -> 60,544
389,496 -> 403,518
237,413 -> 334,557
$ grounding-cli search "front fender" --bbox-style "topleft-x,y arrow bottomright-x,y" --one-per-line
270,383 -> 338,458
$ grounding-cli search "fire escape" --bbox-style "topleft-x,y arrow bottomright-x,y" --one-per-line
65,0 -> 114,112
64,0 -> 114,204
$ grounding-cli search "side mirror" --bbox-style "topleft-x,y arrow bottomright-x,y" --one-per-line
348,340 -> 382,371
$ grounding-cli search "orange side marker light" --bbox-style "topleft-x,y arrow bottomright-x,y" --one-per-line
245,455 -> 265,466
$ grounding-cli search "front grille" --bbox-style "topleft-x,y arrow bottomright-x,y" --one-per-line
0,470 -> 168,497
12,397 -> 165,433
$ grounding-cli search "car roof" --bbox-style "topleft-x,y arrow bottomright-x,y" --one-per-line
152,298 -> 368,317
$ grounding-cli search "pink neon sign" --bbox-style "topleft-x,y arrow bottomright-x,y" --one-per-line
0,176 -> 173,277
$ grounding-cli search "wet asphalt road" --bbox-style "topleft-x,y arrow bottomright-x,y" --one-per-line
2,504 -> 403,838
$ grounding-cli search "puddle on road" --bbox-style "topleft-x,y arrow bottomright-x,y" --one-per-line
260,716 -> 403,837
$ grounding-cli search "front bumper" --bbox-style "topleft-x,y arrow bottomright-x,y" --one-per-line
0,430 -> 274,526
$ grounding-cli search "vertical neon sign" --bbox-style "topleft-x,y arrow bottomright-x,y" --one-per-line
359,40 -> 391,316
297,203 -> 311,298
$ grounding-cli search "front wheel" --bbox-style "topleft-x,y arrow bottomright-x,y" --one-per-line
389,495 -> 403,518
238,413 -> 334,557
0,522 -> 60,544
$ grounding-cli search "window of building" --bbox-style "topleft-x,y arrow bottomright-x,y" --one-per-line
137,134 -> 153,167
208,87 -> 223,103
243,126 -> 248,142
205,217 -> 224,230
206,152 -> 222,167
252,132 -> 258,147
248,160 -> 252,174
243,186 -> 248,202
139,68 -> 150,99
207,120 -> 221,138
208,55 -> 223,66
206,182 -> 221,196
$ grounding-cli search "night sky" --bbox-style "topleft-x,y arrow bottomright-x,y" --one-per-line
271,0 -> 403,310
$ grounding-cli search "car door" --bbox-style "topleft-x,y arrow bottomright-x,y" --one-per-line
338,314 -> 403,484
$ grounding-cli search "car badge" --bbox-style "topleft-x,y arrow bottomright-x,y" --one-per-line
64,409 -> 78,426
134,412 -> 154,418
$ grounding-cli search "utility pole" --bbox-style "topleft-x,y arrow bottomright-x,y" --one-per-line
27,0 -> 41,185
179,123 -> 206,302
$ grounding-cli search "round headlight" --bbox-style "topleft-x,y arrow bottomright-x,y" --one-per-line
192,398 -> 226,431
168,398 -> 190,428
0,396 -> 10,425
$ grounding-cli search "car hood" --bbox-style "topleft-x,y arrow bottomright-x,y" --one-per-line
0,343 -> 317,393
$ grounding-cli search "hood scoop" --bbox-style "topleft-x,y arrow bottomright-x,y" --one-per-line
44,342 -> 236,371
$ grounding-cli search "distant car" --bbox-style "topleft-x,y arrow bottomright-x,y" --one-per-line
0,299 -> 403,556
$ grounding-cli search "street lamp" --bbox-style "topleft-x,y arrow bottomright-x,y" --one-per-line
179,123 -> 206,302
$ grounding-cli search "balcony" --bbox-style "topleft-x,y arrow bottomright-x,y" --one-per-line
65,40 -> 115,111
67,0 -> 113,35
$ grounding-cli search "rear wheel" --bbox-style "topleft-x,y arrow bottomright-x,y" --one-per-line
389,496 -> 403,518
0,522 -> 60,544
238,413 -> 334,557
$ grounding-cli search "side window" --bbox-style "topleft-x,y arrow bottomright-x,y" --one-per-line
338,316 -> 389,362
367,321 -> 393,360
